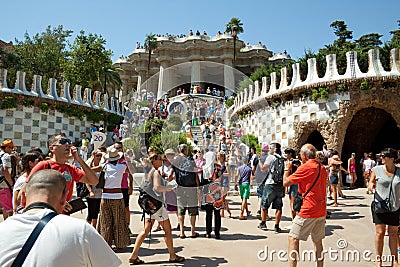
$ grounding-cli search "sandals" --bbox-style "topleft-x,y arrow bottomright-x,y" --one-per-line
169,255 -> 185,263
190,232 -> 200,238
129,257 -> 144,265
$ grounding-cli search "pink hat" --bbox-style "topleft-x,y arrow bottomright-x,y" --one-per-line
261,142 -> 269,151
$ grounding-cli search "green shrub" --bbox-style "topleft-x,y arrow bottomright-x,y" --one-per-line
87,109 -> 105,123
225,98 -> 234,108
360,81 -> 372,92
337,84 -> 348,92
40,102 -> 50,113
240,134 -> 261,154
22,99 -> 34,107
0,96 -> 17,109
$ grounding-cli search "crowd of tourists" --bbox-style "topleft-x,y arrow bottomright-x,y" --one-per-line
1,123 -> 400,266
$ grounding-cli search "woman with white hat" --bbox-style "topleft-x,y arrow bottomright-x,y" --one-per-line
328,155 -> 348,207
97,147 -> 131,250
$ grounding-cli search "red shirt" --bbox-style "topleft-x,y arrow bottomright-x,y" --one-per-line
28,160 -> 85,201
289,159 -> 327,218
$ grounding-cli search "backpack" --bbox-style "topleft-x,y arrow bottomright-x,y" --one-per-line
270,155 -> 285,184
138,170 -> 163,215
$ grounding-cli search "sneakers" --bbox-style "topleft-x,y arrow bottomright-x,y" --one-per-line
258,222 -> 267,231
274,226 -> 282,233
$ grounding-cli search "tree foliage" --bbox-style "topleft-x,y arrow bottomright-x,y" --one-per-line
64,31 -> 113,91
144,33 -> 157,77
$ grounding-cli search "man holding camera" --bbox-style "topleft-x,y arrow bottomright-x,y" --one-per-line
283,144 -> 327,267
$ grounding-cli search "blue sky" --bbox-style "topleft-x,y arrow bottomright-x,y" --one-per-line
2,0 -> 399,62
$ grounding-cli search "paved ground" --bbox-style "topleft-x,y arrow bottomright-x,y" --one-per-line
76,187 -> 394,266
2,187 -> 395,266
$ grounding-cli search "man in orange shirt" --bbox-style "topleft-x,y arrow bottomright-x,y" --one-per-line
283,144 -> 327,267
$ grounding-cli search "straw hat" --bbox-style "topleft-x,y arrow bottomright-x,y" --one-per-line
105,147 -> 123,161
330,155 -> 343,165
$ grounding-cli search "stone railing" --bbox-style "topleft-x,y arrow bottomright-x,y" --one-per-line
231,48 -> 400,117
0,68 -> 124,116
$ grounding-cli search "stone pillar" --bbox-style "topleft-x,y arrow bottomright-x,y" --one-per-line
136,71 -> 146,98
0,68 -> 8,89
158,61 -> 169,100
224,59 -> 235,95
191,61 -> 201,88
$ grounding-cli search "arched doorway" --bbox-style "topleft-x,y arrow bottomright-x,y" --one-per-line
305,130 -> 325,151
342,107 -> 400,185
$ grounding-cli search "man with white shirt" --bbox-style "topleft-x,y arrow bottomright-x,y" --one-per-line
0,169 -> 121,267
203,145 -> 216,180
258,142 -> 285,233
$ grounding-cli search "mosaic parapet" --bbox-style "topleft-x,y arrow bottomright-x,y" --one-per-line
0,69 -> 123,117
232,48 -> 400,116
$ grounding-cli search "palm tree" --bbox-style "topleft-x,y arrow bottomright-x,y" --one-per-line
99,65 -> 123,98
225,18 -> 244,65
144,33 -> 157,78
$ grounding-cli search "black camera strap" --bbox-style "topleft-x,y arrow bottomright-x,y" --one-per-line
12,203 -> 58,267
302,163 -> 321,199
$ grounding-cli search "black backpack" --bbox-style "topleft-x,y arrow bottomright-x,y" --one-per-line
270,155 -> 285,184
138,170 -> 163,215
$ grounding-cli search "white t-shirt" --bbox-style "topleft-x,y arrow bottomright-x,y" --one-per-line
363,159 -> 376,172
13,175 -> 27,212
0,209 -> 121,267
102,163 -> 126,199
264,154 -> 278,185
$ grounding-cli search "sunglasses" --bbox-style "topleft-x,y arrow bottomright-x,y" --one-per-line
151,157 -> 162,161
35,157 -> 43,162
57,138 -> 72,145
95,154 -> 103,158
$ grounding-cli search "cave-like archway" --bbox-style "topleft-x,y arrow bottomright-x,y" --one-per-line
305,130 -> 325,151
342,107 -> 400,185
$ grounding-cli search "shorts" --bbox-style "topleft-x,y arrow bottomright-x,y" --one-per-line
288,184 -> 298,197
86,198 -> 101,220
0,188 -> 12,212
329,176 -> 339,185
176,187 -> 199,216
121,188 -> 130,208
239,183 -> 250,199
229,165 -> 237,175
261,184 -> 284,210
371,202 -> 400,226
145,206 -> 169,222
257,184 -> 264,198
289,216 -> 325,241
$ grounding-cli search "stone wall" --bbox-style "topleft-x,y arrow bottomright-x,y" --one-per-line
231,48 -> 400,152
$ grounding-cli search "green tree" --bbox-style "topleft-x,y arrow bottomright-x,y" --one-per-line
12,25 -> 72,89
330,20 -> 353,47
99,65 -> 123,98
225,18 -> 244,65
144,33 -> 157,78
64,31 -> 113,91
389,20 -> 400,48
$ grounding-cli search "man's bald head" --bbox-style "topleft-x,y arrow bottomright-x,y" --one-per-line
300,144 -> 317,162
25,170 -> 67,212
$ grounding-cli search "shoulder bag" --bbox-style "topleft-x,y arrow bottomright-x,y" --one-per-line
373,167 -> 396,214
11,212 -> 57,267
293,163 -> 321,212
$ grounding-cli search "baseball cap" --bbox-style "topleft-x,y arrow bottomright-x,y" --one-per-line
1,139 -> 14,147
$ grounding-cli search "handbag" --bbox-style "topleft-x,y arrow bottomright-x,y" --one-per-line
96,165 -> 106,189
373,171 -> 395,214
293,163 -> 321,212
